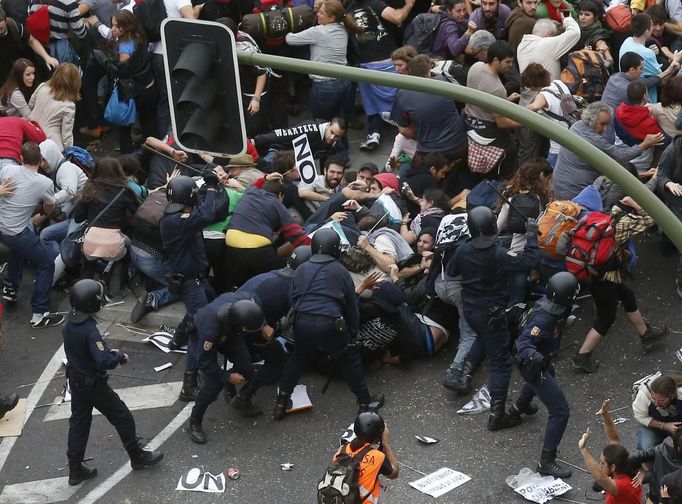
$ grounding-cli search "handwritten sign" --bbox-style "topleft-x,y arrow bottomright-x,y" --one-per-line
409,468 -> 470,498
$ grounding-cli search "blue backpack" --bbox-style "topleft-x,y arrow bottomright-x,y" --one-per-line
63,146 -> 95,177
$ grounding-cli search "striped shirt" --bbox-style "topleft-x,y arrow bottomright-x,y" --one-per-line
27,0 -> 87,40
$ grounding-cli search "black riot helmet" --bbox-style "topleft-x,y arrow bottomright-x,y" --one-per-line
546,272 -> 580,307
217,299 -> 266,335
311,228 -> 341,259
353,412 -> 385,443
467,206 -> 498,249
69,279 -> 104,323
287,245 -> 312,270
165,175 -> 198,214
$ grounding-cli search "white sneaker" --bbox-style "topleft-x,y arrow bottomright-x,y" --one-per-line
359,133 -> 380,151
30,312 -> 65,329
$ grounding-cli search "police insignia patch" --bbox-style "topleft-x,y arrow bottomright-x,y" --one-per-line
96,341 -> 105,351
181,213 -> 190,219
531,326 -> 541,337
204,341 -> 213,351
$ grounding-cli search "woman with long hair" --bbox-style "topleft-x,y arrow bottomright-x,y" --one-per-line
27,63 -> 81,150
400,188 -> 451,246
0,58 -> 37,117
650,77 -> 682,137
285,0 -> 356,121
82,11 -> 156,153
72,158 -> 140,293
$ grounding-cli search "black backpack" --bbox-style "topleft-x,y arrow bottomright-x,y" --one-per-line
133,0 -> 167,43
504,193 -> 542,234
317,446 -> 373,504
403,12 -> 443,54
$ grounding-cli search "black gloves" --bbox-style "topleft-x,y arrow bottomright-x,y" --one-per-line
203,168 -> 219,189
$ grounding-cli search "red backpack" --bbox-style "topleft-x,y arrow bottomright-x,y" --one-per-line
27,0 -> 52,45
565,212 -> 616,282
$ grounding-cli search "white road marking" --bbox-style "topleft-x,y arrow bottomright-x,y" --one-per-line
0,477 -> 77,504
78,403 -> 194,504
0,345 -> 66,474
42,382 -> 182,422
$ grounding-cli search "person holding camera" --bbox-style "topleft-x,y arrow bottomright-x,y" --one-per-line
510,271 -> 580,478
64,279 -> 163,486
160,173 -> 221,402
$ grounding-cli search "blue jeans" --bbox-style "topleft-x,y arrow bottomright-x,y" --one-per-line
463,307 -> 512,405
636,423 -> 668,450
128,245 -> 176,309
40,219 -> 81,257
1,227 -> 57,313
309,79 -> 352,121
517,365 -> 569,451
435,278 -> 478,371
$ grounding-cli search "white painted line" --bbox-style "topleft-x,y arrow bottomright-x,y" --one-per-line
42,382 -> 182,422
78,403 -> 194,504
0,476 -> 77,504
0,345 -> 66,474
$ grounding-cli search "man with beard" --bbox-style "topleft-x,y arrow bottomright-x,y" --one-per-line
298,155 -> 346,212
469,0 -> 511,41
507,0 -> 539,51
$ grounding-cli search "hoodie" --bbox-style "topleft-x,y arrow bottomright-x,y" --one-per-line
615,101 -> 664,146
39,139 -> 88,216
506,7 -> 535,52
571,184 -> 603,217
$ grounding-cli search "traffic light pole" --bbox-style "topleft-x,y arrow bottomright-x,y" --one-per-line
237,50 -> 682,252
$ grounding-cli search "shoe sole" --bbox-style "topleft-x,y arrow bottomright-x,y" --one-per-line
571,361 -> 600,373
131,453 -> 164,469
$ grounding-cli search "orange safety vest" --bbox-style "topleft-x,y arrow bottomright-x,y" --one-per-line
335,443 -> 385,504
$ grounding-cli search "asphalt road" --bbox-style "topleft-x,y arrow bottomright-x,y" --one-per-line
1,118 -> 682,504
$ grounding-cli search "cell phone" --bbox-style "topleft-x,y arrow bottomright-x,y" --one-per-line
562,9 -> 570,17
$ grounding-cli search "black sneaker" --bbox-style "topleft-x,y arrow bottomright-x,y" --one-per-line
442,366 -> 462,392
30,313 -> 65,329
2,284 -> 17,303
640,323 -> 669,352
571,353 -> 600,374
131,291 -> 154,324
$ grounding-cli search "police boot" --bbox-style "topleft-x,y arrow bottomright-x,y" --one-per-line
487,399 -> 523,432
511,397 -> 538,416
229,383 -> 263,418
128,443 -> 164,469
273,392 -> 292,421
0,392 -> 19,419
454,360 -> 474,395
68,461 -> 97,486
187,416 -> 207,444
179,372 -> 199,402
358,392 -> 385,414
168,323 -> 188,351
537,449 -> 572,479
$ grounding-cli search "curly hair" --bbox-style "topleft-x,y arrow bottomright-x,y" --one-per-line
500,158 -> 553,209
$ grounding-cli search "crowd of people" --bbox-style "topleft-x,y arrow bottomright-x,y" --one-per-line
4,0 -> 682,499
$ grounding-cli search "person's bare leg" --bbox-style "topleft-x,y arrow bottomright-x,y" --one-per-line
625,310 -> 648,336
578,329 -> 603,354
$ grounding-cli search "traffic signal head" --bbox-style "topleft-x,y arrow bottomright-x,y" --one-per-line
161,19 -> 247,157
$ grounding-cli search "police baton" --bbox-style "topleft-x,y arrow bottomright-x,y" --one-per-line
141,143 -> 205,175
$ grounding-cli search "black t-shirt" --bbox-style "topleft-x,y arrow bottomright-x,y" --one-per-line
346,0 -> 397,63
0,19 -> 29,84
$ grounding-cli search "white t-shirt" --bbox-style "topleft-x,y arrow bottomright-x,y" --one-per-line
539,80 -> 571,155
152,0 -> 193,54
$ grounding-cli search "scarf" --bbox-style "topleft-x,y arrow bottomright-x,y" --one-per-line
544,0 -> 567,24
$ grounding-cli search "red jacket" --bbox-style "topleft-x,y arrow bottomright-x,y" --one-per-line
614,102 -> 661,142
0,117 -> 46,161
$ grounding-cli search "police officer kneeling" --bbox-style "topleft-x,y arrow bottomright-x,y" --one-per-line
511,272 -> 579,478
64,280 -> 163,485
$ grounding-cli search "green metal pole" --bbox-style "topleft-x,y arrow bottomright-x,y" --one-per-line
238,51 -> 682,251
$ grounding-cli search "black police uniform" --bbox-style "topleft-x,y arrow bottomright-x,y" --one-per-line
446,232 -> 539,427
514,299 -> 571,459
64,317 -> 137,465
160,188 -> 218,375
277,256 -> 370,403
191,293 -> 257,423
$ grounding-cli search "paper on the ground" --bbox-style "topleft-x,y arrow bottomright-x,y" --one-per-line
612,416 -> 629,425
457,385 -> 491,415
506,467 -> 571,504
280,463 -> 294,471
62,379 -> 71,402
409,468 -> 470,498
415,435 -> 439,444
154,362 -> 172,372
176,468 -> 225,493
0,398 -> 27,437
143,332 -> 187,354
676,346 -> 682,363
287,384 -> 313,413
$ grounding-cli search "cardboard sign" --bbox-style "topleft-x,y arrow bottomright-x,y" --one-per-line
292,133 -> 317,184
409,468 -> 470,498
176,468 -> 225,493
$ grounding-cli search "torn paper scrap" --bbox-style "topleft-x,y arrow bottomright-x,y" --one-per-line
154,362 -> 172,372
0,399 -> 27,437
339,422 -> 357,447
280,463 -> 294,471
286,384 -> 313,413
176,468 -> 225,493
62,380 -> 71,403
612,417 -> 629,425
415,435 -> 439,444
143,332 -> 187,354
409,468 -> 470,498
457,385 -> 491,415
506,467 -> 571,504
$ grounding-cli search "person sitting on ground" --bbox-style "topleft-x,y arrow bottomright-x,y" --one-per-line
633,374 -> 682,451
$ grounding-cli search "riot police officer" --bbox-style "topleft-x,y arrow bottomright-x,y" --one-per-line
446,206 -> 539,432
229,246 -> 312,412
160,174 -> 220,402
511,272 -> 579,478
273,229 -> 384,421
188,298 -> 266,444
64,280 -> 163,485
